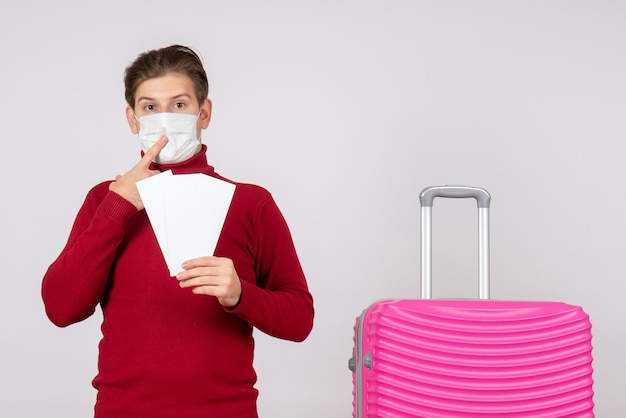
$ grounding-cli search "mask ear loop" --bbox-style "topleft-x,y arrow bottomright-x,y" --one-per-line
196,110 -> 202,142
132,111 -> 142,136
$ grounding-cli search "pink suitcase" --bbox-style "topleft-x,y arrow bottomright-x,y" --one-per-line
349,186 -> 594,417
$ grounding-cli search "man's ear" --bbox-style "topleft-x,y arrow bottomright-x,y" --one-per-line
199,99 -> 212,129
126,106 -> 139,134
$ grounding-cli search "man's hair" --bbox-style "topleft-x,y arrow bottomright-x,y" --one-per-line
124,44 -> 209,108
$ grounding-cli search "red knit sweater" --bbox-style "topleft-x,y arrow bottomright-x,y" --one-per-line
42,146 -> 314,417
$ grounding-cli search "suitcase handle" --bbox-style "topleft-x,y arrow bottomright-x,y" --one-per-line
420,185 -> 491,208
419,186 -> 491,300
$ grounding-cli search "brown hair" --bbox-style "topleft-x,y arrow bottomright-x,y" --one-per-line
124,44 -> 209,109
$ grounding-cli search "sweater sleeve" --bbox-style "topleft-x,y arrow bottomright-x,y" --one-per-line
229,194 -> 314,342
41,183 -> 139,327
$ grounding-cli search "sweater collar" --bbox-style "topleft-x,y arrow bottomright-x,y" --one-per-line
148,144 -> 215,176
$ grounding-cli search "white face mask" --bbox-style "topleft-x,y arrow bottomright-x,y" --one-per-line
135,112 -> 201,164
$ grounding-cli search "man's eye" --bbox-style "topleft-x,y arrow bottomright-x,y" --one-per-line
144,104 -> 156,111
174,102 -> 185,109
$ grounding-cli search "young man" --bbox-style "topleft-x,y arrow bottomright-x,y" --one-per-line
42,45 -> 314,417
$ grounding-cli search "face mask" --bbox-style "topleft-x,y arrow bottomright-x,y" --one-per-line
135,112 -> 200,164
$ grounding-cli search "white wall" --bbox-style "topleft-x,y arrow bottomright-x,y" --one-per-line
1,1 -> 624,416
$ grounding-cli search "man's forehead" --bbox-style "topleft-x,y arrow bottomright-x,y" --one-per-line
136,74 -> 194,101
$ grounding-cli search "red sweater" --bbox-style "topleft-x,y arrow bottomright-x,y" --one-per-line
42,146 -> 314,417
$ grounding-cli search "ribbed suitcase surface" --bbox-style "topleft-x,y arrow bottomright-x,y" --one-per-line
352,299 -> 594,417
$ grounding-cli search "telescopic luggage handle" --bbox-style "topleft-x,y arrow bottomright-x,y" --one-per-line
419,186 -> 491,300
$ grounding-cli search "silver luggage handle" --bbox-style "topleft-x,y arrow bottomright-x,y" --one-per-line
419,186 -> 491,300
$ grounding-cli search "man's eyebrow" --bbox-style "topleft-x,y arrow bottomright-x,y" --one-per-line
136,93 -> 193,102
136,96 -> 154,103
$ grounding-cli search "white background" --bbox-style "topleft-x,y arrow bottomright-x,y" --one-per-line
1,1 -> 625,416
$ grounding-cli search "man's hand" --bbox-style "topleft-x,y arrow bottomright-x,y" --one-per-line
109,137 -> 168,210
175,256 -> 243,308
